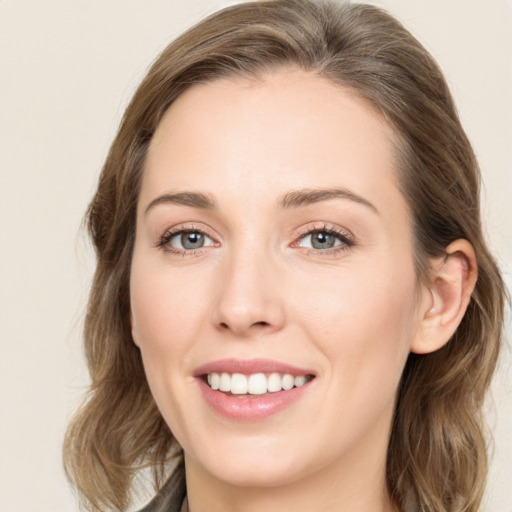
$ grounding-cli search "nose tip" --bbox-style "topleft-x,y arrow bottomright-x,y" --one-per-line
211,255 -> 285,338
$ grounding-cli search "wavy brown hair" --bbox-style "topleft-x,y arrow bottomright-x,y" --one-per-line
63,1 -> 507,511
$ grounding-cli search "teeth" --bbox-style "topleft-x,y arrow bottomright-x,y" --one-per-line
267,372 -> 282,392
210,372 -> 219,390
294,375 -> 307,387
206,372 -> 310,395
219,373 -> 231,392
231,373 -> 248,394
248,373 -> 267,395
282,374 -> 294,390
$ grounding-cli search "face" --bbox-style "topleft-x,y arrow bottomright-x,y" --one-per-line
130,70 -> 427,490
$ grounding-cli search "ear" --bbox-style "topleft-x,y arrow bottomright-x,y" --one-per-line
411,239 -> 478,354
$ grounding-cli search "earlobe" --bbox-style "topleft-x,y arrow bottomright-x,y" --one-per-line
411,239 -> 477,355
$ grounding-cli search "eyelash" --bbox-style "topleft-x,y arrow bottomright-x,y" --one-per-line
157,224 -> 216,256
157,223 -> 355,257
293,224 -> 355,257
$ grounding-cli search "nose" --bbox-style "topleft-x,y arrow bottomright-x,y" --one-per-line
211,243 -> 286,337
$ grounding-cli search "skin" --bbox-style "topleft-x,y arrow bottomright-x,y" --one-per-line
130,69 -> 473,512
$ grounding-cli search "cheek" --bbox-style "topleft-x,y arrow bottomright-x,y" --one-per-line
129,259 -> 208,435
130,261 -> 207,355
293,260 -> 418,385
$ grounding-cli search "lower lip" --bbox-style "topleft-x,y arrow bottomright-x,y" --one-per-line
197,378 -> 312,421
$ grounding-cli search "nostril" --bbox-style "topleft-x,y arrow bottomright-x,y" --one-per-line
218,320 -> 269,332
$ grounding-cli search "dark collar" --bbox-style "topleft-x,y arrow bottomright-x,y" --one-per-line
137,465 -> 186,512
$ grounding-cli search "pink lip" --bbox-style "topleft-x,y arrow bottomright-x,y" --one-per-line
194,358 -> 314,377
194,359 -> 315,422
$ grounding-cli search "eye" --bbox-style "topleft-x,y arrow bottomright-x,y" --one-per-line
160,229 -> 216,252
300,231 -> 342,250
295,227 -> 354,252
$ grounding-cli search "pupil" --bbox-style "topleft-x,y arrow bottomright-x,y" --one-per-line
182,232 -> 204,249
312,232 -> 335,249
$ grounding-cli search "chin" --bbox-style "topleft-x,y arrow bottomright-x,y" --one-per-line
187,437 -> 313,488
207,460 -> 307,488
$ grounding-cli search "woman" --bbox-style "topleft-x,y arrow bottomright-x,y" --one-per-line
63,1 -> 507,511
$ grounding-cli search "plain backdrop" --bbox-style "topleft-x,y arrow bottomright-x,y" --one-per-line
0,1 -> 510,511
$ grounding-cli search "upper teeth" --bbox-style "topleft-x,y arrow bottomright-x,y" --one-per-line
207,372 -> 309,395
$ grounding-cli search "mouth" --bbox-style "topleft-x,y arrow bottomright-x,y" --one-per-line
194,359 -> 316,420
203,372 -> 315,396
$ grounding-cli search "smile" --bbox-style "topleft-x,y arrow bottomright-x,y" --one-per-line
206,372 -> 312,395
195,359 -> 316,420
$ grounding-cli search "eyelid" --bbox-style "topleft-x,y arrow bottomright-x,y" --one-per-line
293,222 -> 355,242
169,231 -> 215,250
155,221 -> 355,256
290,222 -> 356,253
156,223 -> 220,253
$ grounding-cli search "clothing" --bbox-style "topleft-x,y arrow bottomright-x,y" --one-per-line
137,468 -> 187,512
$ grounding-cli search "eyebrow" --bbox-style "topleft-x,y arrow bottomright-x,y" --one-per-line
279,187 -> 379,214
144,187 -> 378,216
144,191 -> 216,215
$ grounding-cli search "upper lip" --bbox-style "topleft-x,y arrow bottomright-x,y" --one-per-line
194,358 -> 315,377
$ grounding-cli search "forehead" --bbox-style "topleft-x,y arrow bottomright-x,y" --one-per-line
142,69 -> 405,219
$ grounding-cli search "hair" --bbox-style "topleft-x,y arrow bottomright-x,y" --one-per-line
63,1 -> 507,511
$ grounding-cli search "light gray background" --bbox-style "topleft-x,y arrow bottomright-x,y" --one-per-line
0,1 -> 510,511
